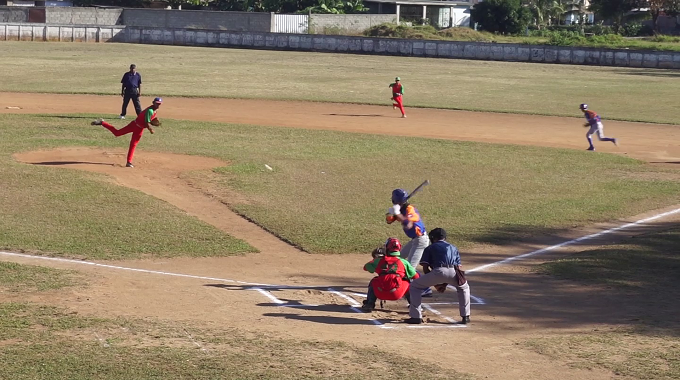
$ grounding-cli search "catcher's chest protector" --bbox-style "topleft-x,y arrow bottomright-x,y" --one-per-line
373,257 -> 409,301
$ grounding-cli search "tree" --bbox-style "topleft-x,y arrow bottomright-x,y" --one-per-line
645,0 -> 680,32
588,0 -> 637,32
302,0 -> 367,13
471,0 -> 533,34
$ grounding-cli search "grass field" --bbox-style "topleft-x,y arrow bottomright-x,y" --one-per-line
2,113 -> 680,256
1,42 -> 679,124
531,228 -> 680,378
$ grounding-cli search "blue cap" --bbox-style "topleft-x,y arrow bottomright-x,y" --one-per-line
153,97 -> 163,104
391,188 -> 408,204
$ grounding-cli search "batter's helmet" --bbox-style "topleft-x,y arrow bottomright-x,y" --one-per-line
579,103 -> 588,110
385,237 -> 402,253
391,188 -> 408,204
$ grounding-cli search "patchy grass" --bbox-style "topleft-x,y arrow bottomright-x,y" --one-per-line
3,114 -> 680,256
0,114 -> 255,260
0,262 -> 81,292
537,228 -> 680,290
526,328 -> 680,379
0,303 -> 469,380
0,42 -> 679,124
529,228 -> 680,378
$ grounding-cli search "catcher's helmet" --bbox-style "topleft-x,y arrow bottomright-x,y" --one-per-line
391,188 -> 408,204
385,237 -> 402,253
579,103 -> 588,110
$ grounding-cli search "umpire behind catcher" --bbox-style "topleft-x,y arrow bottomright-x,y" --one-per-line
120,64 -> 142,119
406,227 -> 471,325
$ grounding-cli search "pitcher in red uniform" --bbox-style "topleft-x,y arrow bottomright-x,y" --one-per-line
361,237 -> 420,311
91,97 -> 162,168
389,77 -> 406,118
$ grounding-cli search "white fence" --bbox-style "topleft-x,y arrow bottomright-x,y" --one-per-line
273,14 -> 308,34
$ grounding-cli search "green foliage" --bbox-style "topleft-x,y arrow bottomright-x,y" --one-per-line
471,0 -> 533,34
303,0 -> 367,14
364,23 -> 498,42
588,0 -> 638,32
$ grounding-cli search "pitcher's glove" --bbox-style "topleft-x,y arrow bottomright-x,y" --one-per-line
434,283 -> 448,293
150,118 -> 161,127
372,246 -> 385,259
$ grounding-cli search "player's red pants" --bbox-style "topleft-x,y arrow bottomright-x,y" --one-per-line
101,121 -> 144,164
392,95 -> 405,116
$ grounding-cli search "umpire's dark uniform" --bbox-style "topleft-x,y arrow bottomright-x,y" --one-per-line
120,64 -> 142,119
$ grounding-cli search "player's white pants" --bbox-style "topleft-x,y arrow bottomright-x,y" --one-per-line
587,122 -> 606,140
400,234 -> 430,268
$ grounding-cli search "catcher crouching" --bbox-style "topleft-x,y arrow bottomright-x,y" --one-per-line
362,237 -> 420,311
91,97 -> 163,168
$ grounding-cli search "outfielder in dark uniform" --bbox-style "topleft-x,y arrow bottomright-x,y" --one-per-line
406,227 -> 470,325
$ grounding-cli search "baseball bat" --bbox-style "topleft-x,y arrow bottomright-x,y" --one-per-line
405,180 -> 430,202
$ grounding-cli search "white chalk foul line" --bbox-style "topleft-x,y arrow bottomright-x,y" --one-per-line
1,205 -> 678,330
466,207 -> 680,273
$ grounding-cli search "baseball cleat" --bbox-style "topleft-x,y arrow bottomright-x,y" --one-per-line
587,147 -> 595,151
613,138 -> 618,146
404,318 -> 423,325
361,300 -> 375,312
119,115 -> 126,119
125,162 -> 134,168
401,115 -> 407,118
459,316 -> 470,324
91,119 -> 103,126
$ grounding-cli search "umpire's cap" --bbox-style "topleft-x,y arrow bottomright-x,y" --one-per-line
429,228 -> 447,241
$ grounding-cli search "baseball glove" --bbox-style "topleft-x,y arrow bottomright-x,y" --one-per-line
371,246 -> 385,259
150,118 -> 161,127
434,283 -> 448,293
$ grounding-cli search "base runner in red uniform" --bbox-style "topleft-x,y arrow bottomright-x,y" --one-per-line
389,77 -> 406,118
91,97 -> 162,168
361,237 -> 420,311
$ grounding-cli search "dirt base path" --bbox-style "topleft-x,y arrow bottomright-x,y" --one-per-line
4,93 -> 680,380
3,92 -> 680,164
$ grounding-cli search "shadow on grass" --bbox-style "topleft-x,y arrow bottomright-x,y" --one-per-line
468,222 -> 680,335
31,161 -> 115,166
35,115 -> 98,120
614,69 -> 680,78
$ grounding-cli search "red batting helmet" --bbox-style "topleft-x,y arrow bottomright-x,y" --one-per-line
385,237 -> 402,253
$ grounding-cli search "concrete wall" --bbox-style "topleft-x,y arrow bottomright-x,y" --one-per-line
120,27 -> 680,69
122,9 -> 273,32
2,23 -> 679,69
0,23 -> 125,42
309,14 -> 396,34
0,6 -> 30,23
46,7 -> 123,25
0,6 -> 122,25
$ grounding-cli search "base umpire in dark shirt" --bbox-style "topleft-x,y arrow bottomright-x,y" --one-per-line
120,64 -> 142,119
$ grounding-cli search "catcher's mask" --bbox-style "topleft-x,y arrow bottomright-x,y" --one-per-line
385,237 -> 402,253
